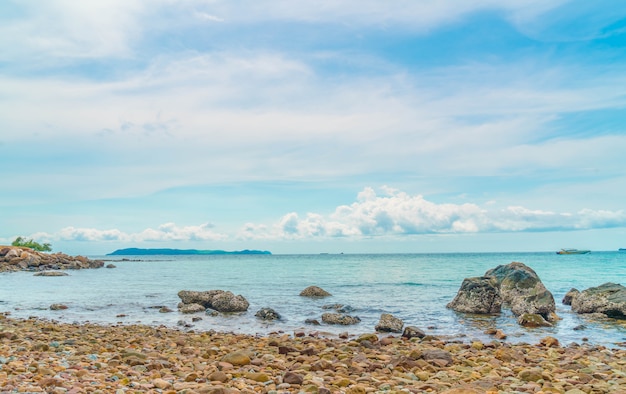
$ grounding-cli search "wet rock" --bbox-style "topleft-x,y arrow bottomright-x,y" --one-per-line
321,313 -> 361,325
447,276 -> 502,314
300,286 -> 331,297
305,318 -> 321,325
571,282 -> 626,318
105,264 -> 116,268
517,313 -> 552,327
33,271 -> 68,277
211,291 -> 249,312
322,303 -> 354,312
179,303 -> 206,314
485,261 -> 557,321
255,307 -> 281,321
177,290 -> 249,312
49,304 -> 68,310
562,288 -> 580,305
374,313 -> 403,333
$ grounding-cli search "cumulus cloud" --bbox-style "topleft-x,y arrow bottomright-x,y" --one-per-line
237,187 -> 626,241
25,222 -> 227,244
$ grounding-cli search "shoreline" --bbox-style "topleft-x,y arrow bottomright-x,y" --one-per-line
2,315 -> 626,393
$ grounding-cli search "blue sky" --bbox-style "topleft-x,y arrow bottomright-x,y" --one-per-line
2,1 -> 626,255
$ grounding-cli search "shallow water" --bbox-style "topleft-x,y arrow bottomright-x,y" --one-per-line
1,252 -> 625,347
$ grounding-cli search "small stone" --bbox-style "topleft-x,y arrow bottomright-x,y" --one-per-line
221,350 -> 251,366
283,371 -> 303,385
152,378 -> 172,389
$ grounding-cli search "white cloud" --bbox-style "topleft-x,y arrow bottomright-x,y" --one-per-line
239,187 -> 626,240
23,222 -> 227,244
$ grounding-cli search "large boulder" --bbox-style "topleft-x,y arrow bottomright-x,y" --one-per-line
177,290 -> 249,313
447,276 -> 502,314
571,283 -> 626,318
485,262 -> 556,321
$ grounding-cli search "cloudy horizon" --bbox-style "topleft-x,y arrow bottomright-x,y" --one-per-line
2,1 -> 626,255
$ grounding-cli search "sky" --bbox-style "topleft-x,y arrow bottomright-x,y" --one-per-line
1,0 -> 626,255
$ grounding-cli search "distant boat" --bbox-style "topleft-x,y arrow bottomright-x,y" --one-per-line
556,248 -> 591,255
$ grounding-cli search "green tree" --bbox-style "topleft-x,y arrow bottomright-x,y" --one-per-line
12,236 -> 52,252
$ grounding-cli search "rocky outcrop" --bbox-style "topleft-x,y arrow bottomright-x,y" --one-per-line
299,286 -> 331,297
375,313 -> 404,333
321,313 -> 361,325
177,290 -> 249,313
0,246 -> 104,272
447,276 -> 502,314
448,262 -> 557,325
571,283 -> 626,318
485,262 -> 557,321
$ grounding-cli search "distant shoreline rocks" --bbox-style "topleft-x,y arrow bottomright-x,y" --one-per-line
107,248 -> 271,256
0,246 -> 104,273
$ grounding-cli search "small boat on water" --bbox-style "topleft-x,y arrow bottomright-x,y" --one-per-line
556,248 -> 591,255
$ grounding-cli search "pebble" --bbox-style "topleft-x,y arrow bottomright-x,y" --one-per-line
0,316 -> 625,393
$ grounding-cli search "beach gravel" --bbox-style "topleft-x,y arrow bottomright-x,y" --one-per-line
1,314 -> 626,393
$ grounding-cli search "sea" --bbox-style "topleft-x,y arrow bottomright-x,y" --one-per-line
1,251 -> 625,347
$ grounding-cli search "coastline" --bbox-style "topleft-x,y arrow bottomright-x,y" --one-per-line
1,314 -> 626,393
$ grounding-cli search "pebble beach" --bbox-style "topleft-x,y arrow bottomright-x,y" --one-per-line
2,314 -> 626,394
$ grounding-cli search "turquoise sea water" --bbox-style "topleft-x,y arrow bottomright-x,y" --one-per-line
1,252 -> 625,347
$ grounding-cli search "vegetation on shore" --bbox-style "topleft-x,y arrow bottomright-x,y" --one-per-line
11,236 -> 52,252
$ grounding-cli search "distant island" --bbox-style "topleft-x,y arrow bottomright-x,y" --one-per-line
107,248 -> 271,256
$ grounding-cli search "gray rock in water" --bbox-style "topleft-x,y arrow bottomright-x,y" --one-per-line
447,276 -> 502,314
177,290 -> 223,307
210,291 -> 249,312
321,312 -> 361,325
517,313 -> 552,327
322,303 -> 355,313
375,313 -> 404,333
300,286 -> 331,297
255,307 -> 281,321
50,303 -> 68,310
177,289 -> 249,312
485,262 -> 557,321
178,303 -> 206,314
571,282 -> 626,318
562,288 -> 580,305
34,271 -> 69,277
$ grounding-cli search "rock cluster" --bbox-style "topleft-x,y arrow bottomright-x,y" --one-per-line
177,290 -> 250,313
1,315 -> 625,393
0,246 -> 104,273
447,262 -> 557,325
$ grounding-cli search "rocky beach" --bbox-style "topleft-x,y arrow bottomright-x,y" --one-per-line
2,314 -> 626,393
3,248 -> 626,392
